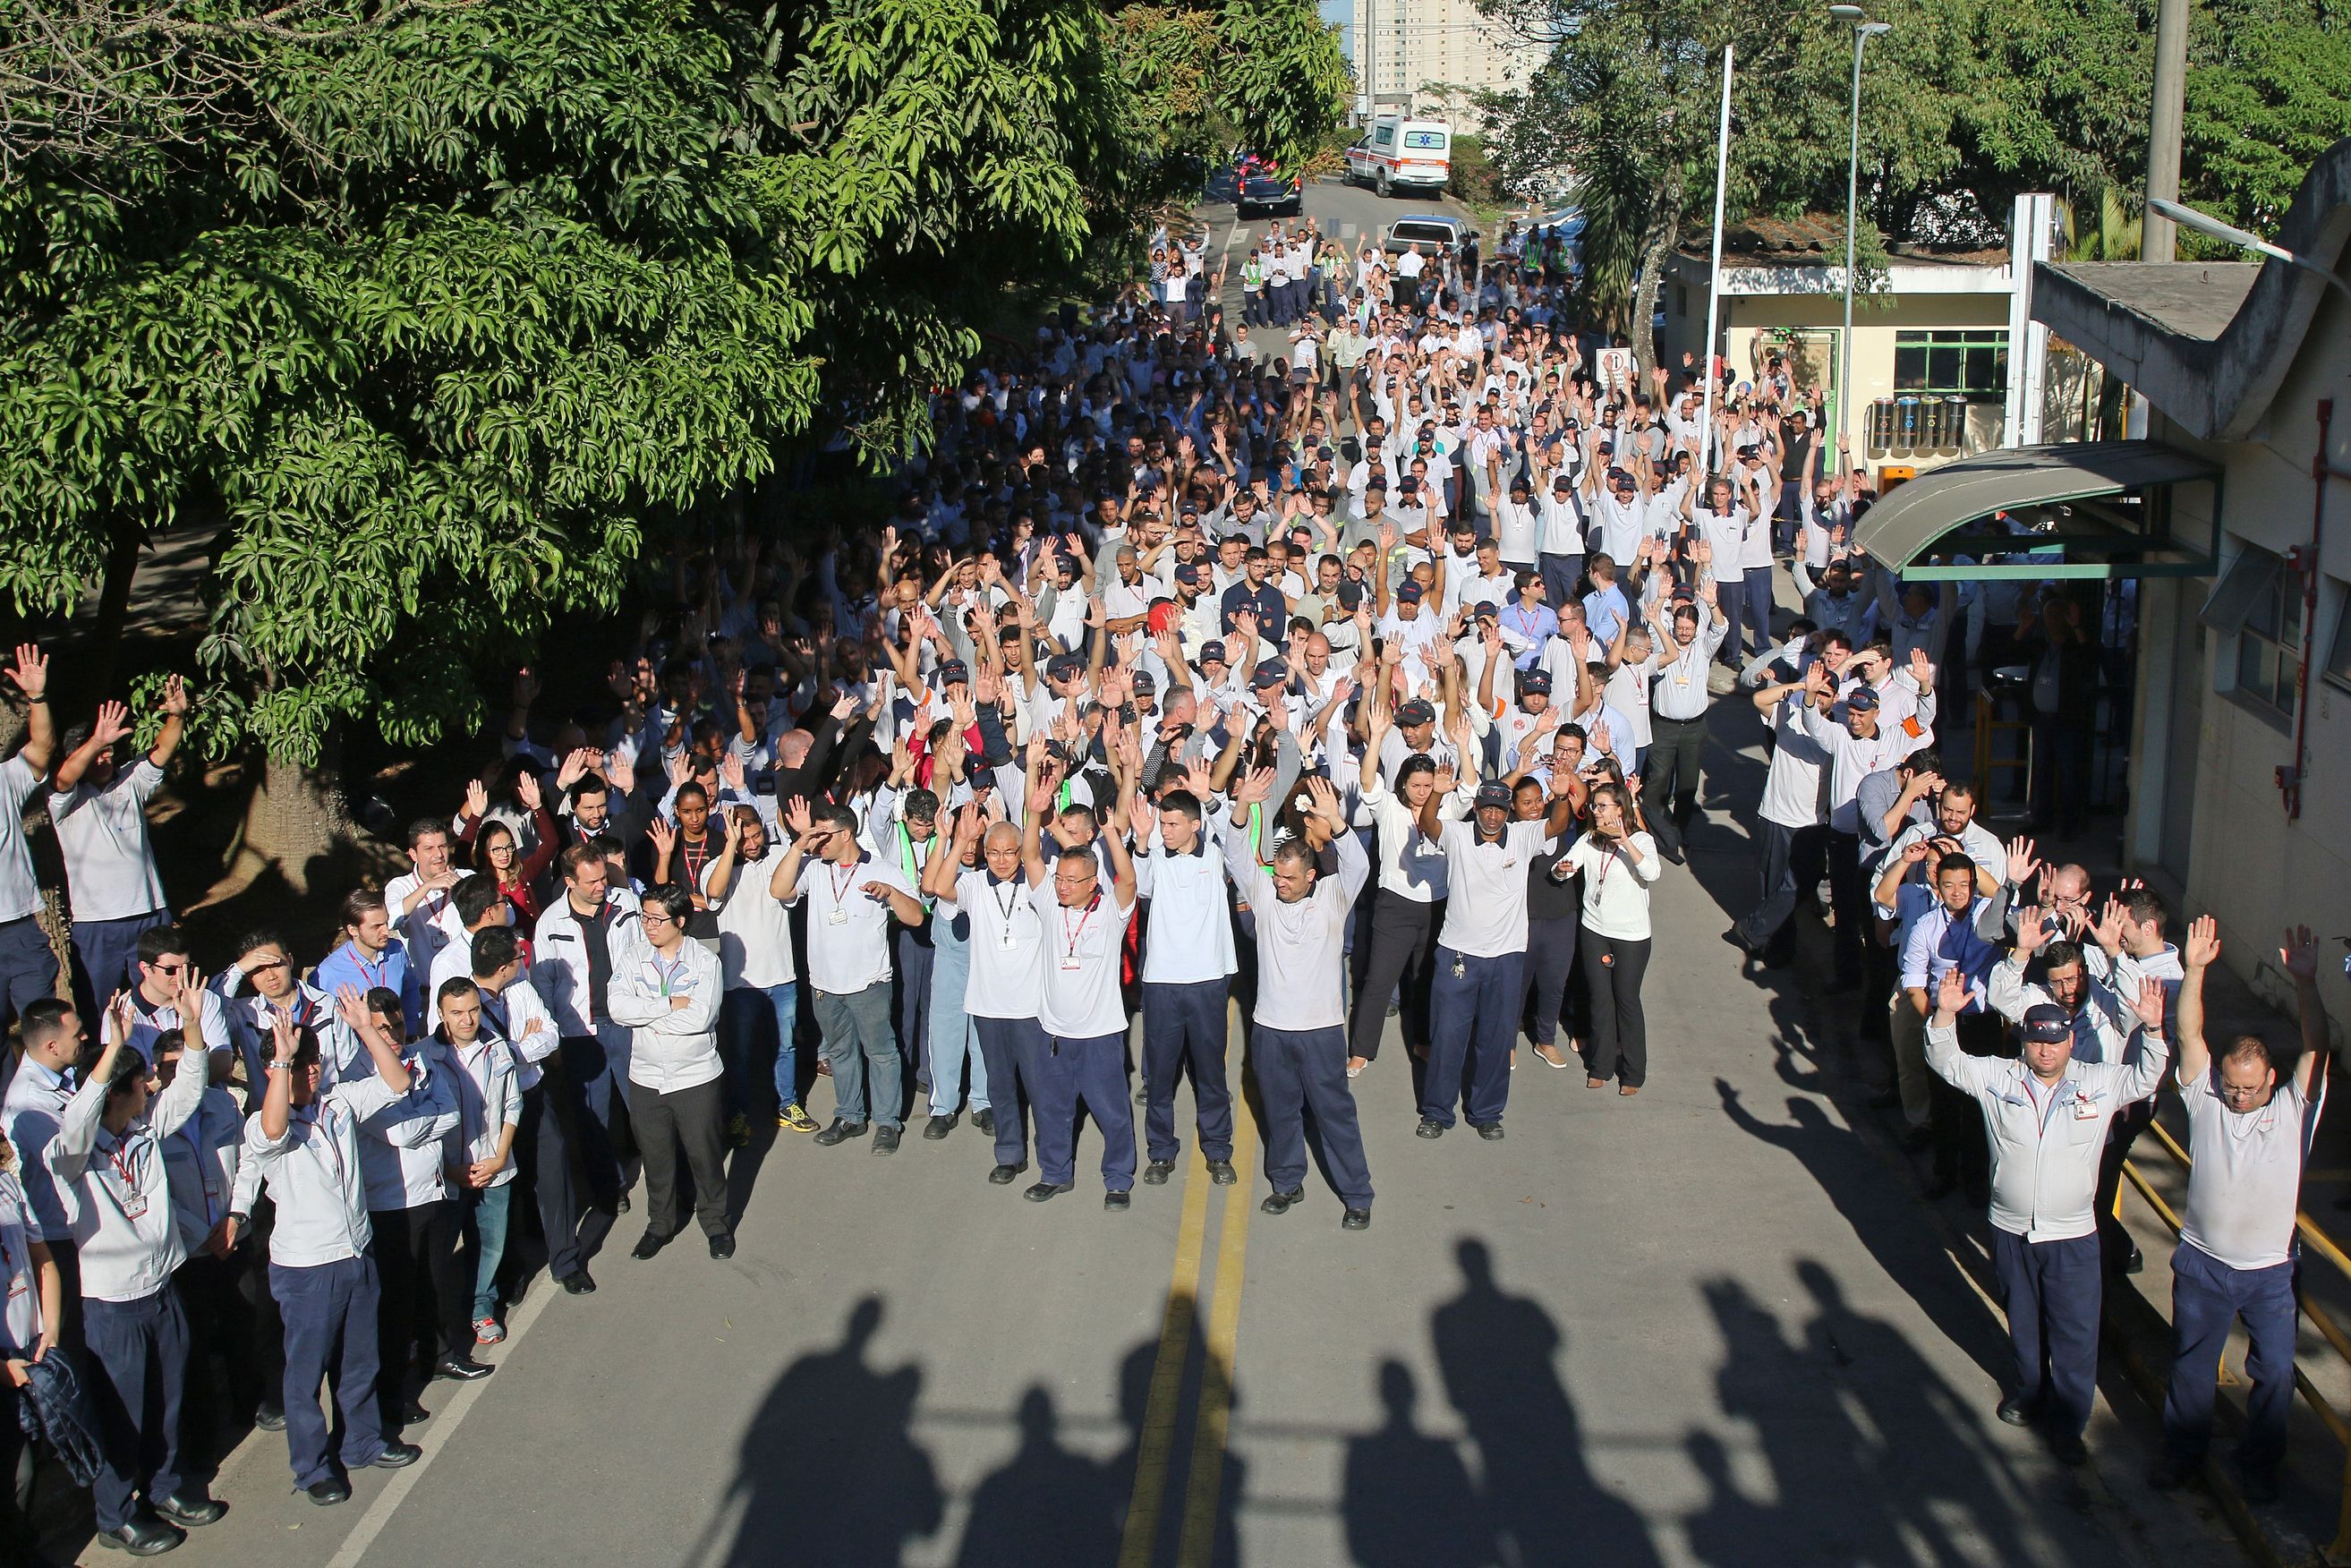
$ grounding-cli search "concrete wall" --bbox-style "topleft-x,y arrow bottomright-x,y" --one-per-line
2124,291 -> 2351,1041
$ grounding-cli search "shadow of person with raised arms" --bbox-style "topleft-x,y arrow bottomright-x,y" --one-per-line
1432,1239 -> 1660,1568
723,1296 -> 941,1568
1342,1358 -> 1498,1568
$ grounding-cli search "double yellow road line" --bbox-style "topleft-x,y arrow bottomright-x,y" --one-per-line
1118,1079 -> 1262,1568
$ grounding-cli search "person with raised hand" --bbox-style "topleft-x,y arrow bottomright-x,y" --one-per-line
2154,920 -> 2334,1502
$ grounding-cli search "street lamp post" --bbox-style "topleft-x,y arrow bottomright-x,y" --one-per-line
1828,5 -> 1892,459
2147,197 -> 2351,310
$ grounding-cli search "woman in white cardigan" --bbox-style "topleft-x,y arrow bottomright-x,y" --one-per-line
1563,782 -> 1663,1095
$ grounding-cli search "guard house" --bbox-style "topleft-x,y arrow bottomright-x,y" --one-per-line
1848,139 -> 2351,1026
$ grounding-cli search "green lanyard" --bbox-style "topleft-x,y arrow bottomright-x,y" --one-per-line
1248,803 -> 1266,862
896,822 -> 931,907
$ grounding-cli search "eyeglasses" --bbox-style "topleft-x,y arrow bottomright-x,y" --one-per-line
641,911 -> 677,928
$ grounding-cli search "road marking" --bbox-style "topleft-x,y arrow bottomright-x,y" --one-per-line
1222,221 -> 1246,256
1175,1086 -> 1260,1568
1115,1144 -> 1214,1567
319,1274 -> 564,1568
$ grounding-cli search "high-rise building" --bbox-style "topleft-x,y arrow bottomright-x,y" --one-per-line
1350,0 -> 1546,130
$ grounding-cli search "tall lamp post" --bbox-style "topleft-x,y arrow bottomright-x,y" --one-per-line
1828,5 -> 1892,459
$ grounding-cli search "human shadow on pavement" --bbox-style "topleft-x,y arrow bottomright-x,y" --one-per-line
1342,1358 -> 1499,1568
720,1296 -> 942,1568
957,1385 -> 1121,1568
1685,1270 -> 2039,1568
1429,1238 -> 1661,1568
1714,1077 -> 2012,1381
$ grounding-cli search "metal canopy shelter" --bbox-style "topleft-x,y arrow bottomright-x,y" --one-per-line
1851,439 -> 2222,581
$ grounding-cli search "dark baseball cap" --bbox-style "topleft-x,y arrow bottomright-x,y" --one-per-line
1520,669 -> 1552,695
1199,640 -> 1229,665
936,659 -> 970,687
2021,1003 -> 2072,1044
1396,697 -> 1436,726
1844,686 -> 1880,712
1474,780 -> 1512,810
1174,562 -> 1202,586
1251,659 -> 1290,690
1397,580 -> 1424,602
1047,652 -> 1086,681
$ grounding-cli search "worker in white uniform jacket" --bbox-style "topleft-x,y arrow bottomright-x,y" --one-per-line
604,882 -> 731,1262
1925,965 -> 2170,1464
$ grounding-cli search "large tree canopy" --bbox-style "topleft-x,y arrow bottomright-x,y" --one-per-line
0,0 -> 1348,783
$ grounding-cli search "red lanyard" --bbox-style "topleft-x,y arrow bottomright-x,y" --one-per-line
828,860 -> 859,906
351,947 -> 387,992
106,1138 -> 145,1199
1061,891 -> 1103,963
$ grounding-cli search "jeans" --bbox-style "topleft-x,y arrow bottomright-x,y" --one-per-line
0,915 -> 58,1040
82,1286 -> 190,1530
1538,552 -> 1583,615
1579,932 -> 1652,1086
1991,1228 -> 2101,1438
466,1181 -> 515,1322
271,1254 -> 388,1488
929,920 -> 988,1116
1141,978 -> 1233,1163
627,1076 -> 731,1240
720,982 -> 800,1117
814,983 -> 903,1129
1424,948 -> 1523,1128
1255,1025 -> 1373,1207
2163,1241 -> 2297,1474
1520,915 -> 1580,1048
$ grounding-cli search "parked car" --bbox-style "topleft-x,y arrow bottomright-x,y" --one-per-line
1383,215 -> 1474,256
1236,165 -> 1303,217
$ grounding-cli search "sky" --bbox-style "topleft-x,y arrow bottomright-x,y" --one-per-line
1321,0 -> 1354,61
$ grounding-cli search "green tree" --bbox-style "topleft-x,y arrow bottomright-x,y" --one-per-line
0,0 -> 1346,890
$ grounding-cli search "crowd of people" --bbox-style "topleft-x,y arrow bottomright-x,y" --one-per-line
0,204 -> 2333,1555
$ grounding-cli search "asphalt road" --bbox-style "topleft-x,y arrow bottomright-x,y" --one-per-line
39,181 -> 2258,1568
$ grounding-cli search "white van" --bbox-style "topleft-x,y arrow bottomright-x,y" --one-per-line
1345,117 -> 1451,199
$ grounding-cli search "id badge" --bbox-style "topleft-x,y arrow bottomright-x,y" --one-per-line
827,908 -> 850,925
2072,1097 -> 2099,1121
1061,953 -> 1085,972
120,1191 -> 149,1221
1000,930 -> 1019,951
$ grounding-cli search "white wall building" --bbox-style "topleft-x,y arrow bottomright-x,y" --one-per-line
1350,0 -> 1546,130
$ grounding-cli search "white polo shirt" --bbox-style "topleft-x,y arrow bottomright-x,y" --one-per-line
1035,885 -> 1133,1040
703,848 -> 796,990
0,755 -> 47,924
788,851 -> 916,995
951,869 -> 1046,1020
1135,825 -> 1238,986
243,1069 -> 407,1267
1222,831 -> 1369,1033
1433,819 -> 1551,959
2178,1067 -> 2323,1272
47,759 -> 168,922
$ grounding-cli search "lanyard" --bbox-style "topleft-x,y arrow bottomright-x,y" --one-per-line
349,944 -> 388,993
896,823 -> 922,889
828,858 -> 860,908
651,951 -> 690,997
1061,891 -> 1103,963
991,875 -> 1018,926
105,1135 -> 148,1205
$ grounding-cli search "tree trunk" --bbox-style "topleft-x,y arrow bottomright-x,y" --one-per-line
217,750 -> 360,899
1629,183 -> 1682,379
86,522 -> 144,702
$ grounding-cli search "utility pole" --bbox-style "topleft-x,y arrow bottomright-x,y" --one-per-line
1361,0 -> 1373,124
2142,0 -> 2188,261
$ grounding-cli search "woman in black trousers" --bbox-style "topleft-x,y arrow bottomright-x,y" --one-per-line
1517,776 -> 1582,1069
1564,784 -> 1663,1094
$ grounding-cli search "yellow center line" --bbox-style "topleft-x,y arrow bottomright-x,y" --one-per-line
1176,1077 -> 1261,1568
1117,1138 -> 1213,1567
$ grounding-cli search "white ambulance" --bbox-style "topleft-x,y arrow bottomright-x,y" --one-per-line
1345,117 -> 1452,199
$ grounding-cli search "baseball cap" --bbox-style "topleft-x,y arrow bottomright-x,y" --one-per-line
2021,1004 -> 2072,1044
1474,780 -> 1512,810
1251,659 -> 1290,690
1520,669 -> 1553,695
1396,580 -> 1424,602
1174,562 -> 1202,586
1396,697 -> 1436,726
1047,652 -> 1086,681
1199,640 -> 1229,665
1132,669 -> 1157,695
1844,687 -> 1880,712
936,659 -> 970,687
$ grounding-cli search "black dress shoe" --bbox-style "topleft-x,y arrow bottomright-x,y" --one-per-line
305,1478 -> 351,1506
1261,1188 -> 1304,1215
559,1270 -> 597,1295
401,1399 -> 430,1425
631,1228 -> 673,1260
709,1234 -> 737,1260
93,1514 -> 184,1555
973,1108 -> 996,1137
1721,926 -> 1757,958
371,1440 -> 423,1469
2049,1431 -> 2087,1465
615,1193 -> 632,1214
254,1402 -> 287,1433
813,1119 -> 868,1146
2120,1245 -> 2145,1275
1341,1208 -> 1371,1231
1472,1121 -> 1504,1141
1415,1118 -> 1446,1139
1996,1393 -> 2039,1427
153,1491 -> 226,1528
1141,1159 -> 1177,1185
1657,840 -> 1686,865
1205,1159 -> 1237,1185
924,1112 -> 958,1140
435,1357 -> 494,1382
1024,1180 -> 1073,1203
989,1160 -> 1029,1185
873,1126 -> 902,1155
1104,1190 -> 1131,1211
1133,1082 -> 1149,1104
